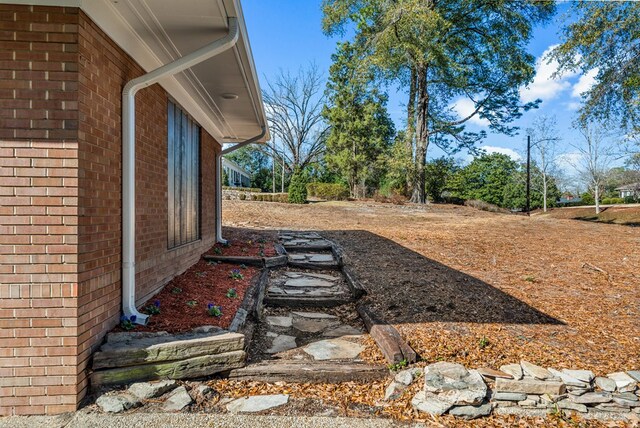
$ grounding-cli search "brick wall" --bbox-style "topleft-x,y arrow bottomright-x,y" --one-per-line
0,6 -> 221,415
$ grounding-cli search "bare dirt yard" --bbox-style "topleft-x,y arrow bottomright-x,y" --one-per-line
218,200 -> 640,425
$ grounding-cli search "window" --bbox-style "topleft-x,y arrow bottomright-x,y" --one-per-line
167,101 -> 200,248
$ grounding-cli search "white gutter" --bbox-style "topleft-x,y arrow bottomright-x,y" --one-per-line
122,18 -> 240,325
216,126 -> 267,243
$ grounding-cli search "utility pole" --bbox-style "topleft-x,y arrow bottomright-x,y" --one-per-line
526,135 -> 531,216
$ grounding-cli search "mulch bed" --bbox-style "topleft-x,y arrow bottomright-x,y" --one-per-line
114,228 -> 277,334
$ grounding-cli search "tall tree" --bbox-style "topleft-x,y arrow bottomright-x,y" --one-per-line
526,115 -> 561,212
263,65 -> 329,172
323,42 -> 395,198
551,1 -> 640,134
322,0 -> 555,203
570,125 -> 616,214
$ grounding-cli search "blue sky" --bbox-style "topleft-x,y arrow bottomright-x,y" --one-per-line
243,1 -> 592,164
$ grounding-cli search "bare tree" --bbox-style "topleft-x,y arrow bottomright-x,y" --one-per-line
570,124 -> 616,214
527,115 -> 561,212
262,64 -> 328,172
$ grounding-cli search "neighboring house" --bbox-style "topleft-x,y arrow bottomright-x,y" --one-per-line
615,182 -> 640,199
222,157 -> 251,187
0,0 -> 268,416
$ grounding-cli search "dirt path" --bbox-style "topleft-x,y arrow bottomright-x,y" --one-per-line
223,200 -> 640,374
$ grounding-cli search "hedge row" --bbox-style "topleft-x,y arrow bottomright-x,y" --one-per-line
222,186 -> 262,193
306,182 -> 350,200
246,193 -> 288,203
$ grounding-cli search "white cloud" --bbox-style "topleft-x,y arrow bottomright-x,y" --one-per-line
571,68 -> 598,98
520,45 -> 578,104
481,145 -> 522,161
451,98 -> 490,127
565,101 -> 581,111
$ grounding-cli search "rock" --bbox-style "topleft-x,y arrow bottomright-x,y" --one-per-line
128,380 -> 177,399
291,312 -> 338,319
163,386 -> 192,411
292,312 -> 341,334
197,384 -> 215,399
548,368 -> 589,388
568,388 -> 589,396
628,371 -> 640,382
384,381 -> 406,401
302,338 -> 364,361
520,361 -> 553,380
477,367 -> 512,380
266,316 -> 292,328
411,391 -> 453,415
570,392 -> 612,404
540,394 -> 567,404
595,402 -> 631,413
607,372 -> 637,392
266,334 -> 297,354
561,369 -> 595,383
595,376 -> 617,392
306,273 -> 340,281
284,277 -> 335,288
226,394 -> 289,413
96,393 -> 140,413
613,393 -> 640,407
495,378 -> 566,395
289,255 -> 306,261
423,363 -> 487,406
308,254 -> 334,263
615,392 -> 639,401
395,368 -> 422,386
449,403 -> 492,419
500,364 -> 523,380
322,325 -> 363,337
518,398 -> 538,407
557,399 -> 588,413
492,392 -> 527,402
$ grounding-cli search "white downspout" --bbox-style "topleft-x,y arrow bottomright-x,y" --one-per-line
216,126 -> 267,243
122,18 -> 239,324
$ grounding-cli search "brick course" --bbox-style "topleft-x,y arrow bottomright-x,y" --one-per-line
0,6 -> 221,415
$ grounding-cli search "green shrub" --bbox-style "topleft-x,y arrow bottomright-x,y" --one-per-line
624,195 -> 638,204
222,186 -> 262,193
306,182 -> 349,200
288,169 -> 308,204
238,193 -> 246,200
464,199 -> 509,213
581,192 -> 595,205
602,197 -> 624,205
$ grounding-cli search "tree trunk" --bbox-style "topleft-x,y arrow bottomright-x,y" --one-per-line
405,66 -> 417,195
410,66 -> 428,204
542,173 -> 548,212
595,185 -> 600,214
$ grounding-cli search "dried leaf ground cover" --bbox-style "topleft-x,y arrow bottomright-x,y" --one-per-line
542,205 -> 640,227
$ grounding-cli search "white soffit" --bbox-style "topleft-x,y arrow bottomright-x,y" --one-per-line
73,0 -> 268,143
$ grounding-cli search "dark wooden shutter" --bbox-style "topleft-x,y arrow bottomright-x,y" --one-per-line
167,101 -> 200,248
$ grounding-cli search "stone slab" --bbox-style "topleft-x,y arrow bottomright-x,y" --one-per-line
548,368 -> 589,388
571,392 -> 612,404
91,350 -> 246,387
562,369 -> 595,383
449,403 -> 492,419
128,380 -> 177,399
495,378 -> 566,395
226,395 -> 289,413
607,372 -> 637,392
93,332 -> 244,370
521,361 -> 553,380
500,364 -> 523,380
322,325 -> 364,337
493,392 -> 527,402
477,367 -> 512,379
284,277 -> 335,288
423,362 -> 487,406
266,335 -> 297,354
266,316 -> 293,328
303,338 -> 364,361
96,394 -> 140,413
308,254 -> 335,263
411,391 -> 453,415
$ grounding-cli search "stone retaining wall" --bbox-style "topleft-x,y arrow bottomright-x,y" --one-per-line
386,360 -> 639,421
222,189 -> 288,202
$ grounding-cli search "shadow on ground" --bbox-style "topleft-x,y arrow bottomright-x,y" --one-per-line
320,229 -> 563,326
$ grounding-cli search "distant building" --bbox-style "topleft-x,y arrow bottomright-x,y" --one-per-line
615,182 -> 640,199
223,157 -> 251,187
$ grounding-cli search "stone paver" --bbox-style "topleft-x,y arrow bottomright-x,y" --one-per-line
303,338 -> 364,361
266,334 -> 297,354
266,316 -> 293,328
226,394 -> 289,413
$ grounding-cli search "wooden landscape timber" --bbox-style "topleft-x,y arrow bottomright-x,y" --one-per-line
228,360 -> 388,383
357,304 -> 417,364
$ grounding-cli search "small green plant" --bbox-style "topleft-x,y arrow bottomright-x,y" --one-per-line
388,359 -> 408,371
171,286 -> 182,294
226,288 -> 238,298
223,241 -> 231,248
207,303 -> 222,317
478,336 -> 490,349
523,275 -> 536,282
120,315 -> 137,330
259,250 -> 265,257
213,247 -> 223,255
186,300 -> 198,308
229,269 -> 243,280
144,300 -> 160,315
239,264 -> 247,269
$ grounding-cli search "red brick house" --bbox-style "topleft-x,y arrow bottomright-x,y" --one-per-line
0,0 -> 268,415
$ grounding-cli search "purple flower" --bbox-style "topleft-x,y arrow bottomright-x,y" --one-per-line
154,300 -> 160,307
120,315 -> 127,322
208,303 -> 214,310
130,315 -> 137,323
